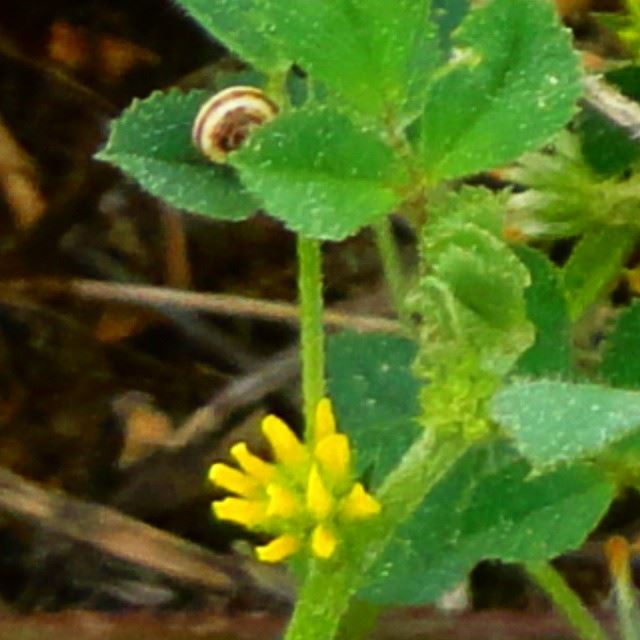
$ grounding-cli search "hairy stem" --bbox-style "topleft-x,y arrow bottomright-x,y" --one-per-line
297,236 -> 326,437
373,218 -> 409,325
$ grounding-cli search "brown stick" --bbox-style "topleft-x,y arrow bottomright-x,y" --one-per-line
0,466 -> 288,601
0,278 -> 403,334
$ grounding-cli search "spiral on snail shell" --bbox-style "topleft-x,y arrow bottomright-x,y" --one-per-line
192,86 -> 279,163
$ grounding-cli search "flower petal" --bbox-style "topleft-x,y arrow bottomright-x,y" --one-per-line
311,524 -> 337,559
262,415 -> 307,466
209,463 -> 261,498
231,442 -> 276,483
314,397 -> 336,442
266,483 -> 300,518
212,497 -> 266,527
314,434 -> 351,485
255,534 -> 300,563
340,482 -> 381,520
306,464 -> 334,520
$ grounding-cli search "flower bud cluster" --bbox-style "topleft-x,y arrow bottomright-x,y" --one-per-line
209,399 -> 381,563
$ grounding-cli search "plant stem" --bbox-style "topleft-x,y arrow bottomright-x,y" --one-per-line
605,536 -> 640,640
297,236 -> 326,437
373,218 -> 409,324
283,431 -> 468,640
525,561 -> 610,640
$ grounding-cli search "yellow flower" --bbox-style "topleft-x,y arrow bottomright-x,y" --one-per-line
209,398 -> 381,563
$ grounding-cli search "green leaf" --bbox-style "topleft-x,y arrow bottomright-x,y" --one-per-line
414,187 -> 533,378
514,247 -> 572,377
432,0 -> 469,51
419,0 -> 582,180
173,0 -> 289,72
97,90 -> 257,221
596,430 -> 640,489
361,441 -> 613,605
562,227 -> 636,321
231,105 -> 407,240
601,300 -> 640,388
327,332 -> 419,488
492,380 -> 640,468
579,110 -> 640,177
579,61 -> 640,175
261,0 -> 441,125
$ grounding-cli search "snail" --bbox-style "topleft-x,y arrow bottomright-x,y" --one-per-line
192,86 -> 279,163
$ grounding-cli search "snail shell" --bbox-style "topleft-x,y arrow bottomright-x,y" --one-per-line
192,86 -> 279,163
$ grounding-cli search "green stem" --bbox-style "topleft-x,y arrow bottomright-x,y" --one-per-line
297,236 -> 326,437
283,431 -> 468,640
525,562 -> 610,640
373,218 -> 409,324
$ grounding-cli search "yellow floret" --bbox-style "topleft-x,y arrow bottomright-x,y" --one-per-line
266,483 -> 300,518
314,433 -> 351,485
230,442 -> 276,483
209,463 -> 261,498
311,523 -> 337,559
262,415 -> 308,465
314,397 -> 336,441
256,534 -> 300,563
213,497 -> 266,527
340,482 -> 381,520
306,464 -> 334,519
210,399 -> 382,565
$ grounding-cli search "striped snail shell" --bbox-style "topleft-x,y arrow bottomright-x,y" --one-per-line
192,86 -> 279,163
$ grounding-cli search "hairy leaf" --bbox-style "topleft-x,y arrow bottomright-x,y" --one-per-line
420,0 -> 582,180
231,106 -> 407,240
97,90 -> 257,221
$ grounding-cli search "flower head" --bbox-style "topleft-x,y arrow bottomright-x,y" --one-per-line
209,398 -> 381,563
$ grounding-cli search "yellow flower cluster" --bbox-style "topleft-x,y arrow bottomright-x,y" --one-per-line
209,398 -> 381,563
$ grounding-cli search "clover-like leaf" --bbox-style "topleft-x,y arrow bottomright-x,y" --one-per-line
97,90 -> 257,221
361,441 -> 613,605
327,332 -> 420,488
230,106 -> 408,240
601,300 -> 640,389
492,380 -> 640,468
261,0 -> 441,126
562,228 -> 636,321
514,247 -> 572,378
420,0 -> 582,180
174,0 -> 289,72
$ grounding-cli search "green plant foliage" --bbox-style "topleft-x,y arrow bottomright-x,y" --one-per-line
601,300 -> 640,388
506,132 -> 640,239
327,332 -> 420,488
578,66 -> 640,176
579,66 -> 640,176
562,228 -> 637,321
360,441 -> 614,605
514,247 -> 572,378
419,0 -> 582,180
432,0 -> 469,51
96,90 -> 257,220
492,380 -> 640,469
174,0 -> 289,72
326,331 -> 614,607
579,109 -> 640,177
259,0 -> 441,126
230,106 -> 408,240
596,303 -> 640,490
413,187 -> 533,380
